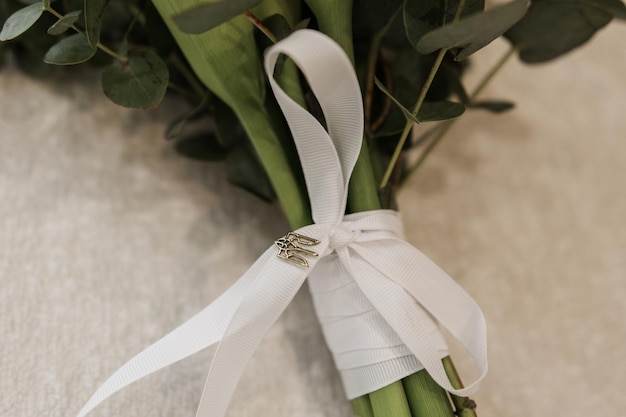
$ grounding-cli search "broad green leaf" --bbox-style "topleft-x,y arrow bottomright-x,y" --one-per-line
47,10 -> 81,35
0,2 -> 44,41
505,0 -> 614,62
470,100 -> 515,113
44,33 -> 96,64
173,0 -> 262,34
227,143 -> 276,202
101,50 -> 169,109
174,133 -> 229,161
417,0 -> 529,60
84,0 -> 106,48
151,0 -> 310,228
404,0 -> 485,48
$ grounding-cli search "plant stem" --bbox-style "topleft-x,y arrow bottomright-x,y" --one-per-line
403,370 -> 455,417
443,357 -> 478,417
369,381 -> 413,417
244,10 -> 279,43
378,46 -> 447,189
352,394 -> 375,417
45,6 -> 128,64
403,46 -> 515,180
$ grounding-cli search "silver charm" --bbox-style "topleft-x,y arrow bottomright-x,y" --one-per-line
274,232 -> 320,267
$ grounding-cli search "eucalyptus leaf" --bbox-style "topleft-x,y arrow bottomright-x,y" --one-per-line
214,98 -> 245,148
404,0 -> 485,48
173,0 -> 262,34
375,76 -> 420,123
44,33 -> 97,64
416,0 -> 528,60
174,133 -> 228,161
469,100 -> 515,113
0,2 -> 44,41
47,10 -> 81,36
418,100 -> 465,121
505,0 -> 614,62
101,50 -> 169,109
84,0 -> 106,48
583,0 -> 626,18
227,143 -> 276,202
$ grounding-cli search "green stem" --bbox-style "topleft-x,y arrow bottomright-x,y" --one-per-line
443,357 -> 478,417
403,370 -> 455,417
244,10 -> 279,43
45,6 -> 129,63
403,46 -> 515,180
378,46 -> 447,190
352,394 -> 375,417
369,381 -> 413,417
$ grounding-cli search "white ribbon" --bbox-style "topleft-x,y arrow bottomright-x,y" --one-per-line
76,29 -> 487,417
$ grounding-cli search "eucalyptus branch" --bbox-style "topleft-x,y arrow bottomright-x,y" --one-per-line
44,6 -> 128,64
403,46 -> 516,181
378,0 -> 467,190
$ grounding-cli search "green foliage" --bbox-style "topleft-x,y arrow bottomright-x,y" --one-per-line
416,0 -> 529,59
0,2 -> 44,41
173,0 -> 262,34
44,33 -> 96,64
404,0 -> 485,48
47,10 -> 81,35
505,0 -> 621,62
174,133 -> 229,162
470,100 -> 515,113
101,50 -> 169,109
84,0 -> 106,48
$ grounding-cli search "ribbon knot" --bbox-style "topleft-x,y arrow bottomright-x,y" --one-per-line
329,226 -> 361,249
76,29 -> 487,417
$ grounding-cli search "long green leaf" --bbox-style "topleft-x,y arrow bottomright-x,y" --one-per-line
44,33 -> 96,64
0,2 -> 44,41
84,0 -> 106,48
173,0 -> 262,34
417,0 -> 529,60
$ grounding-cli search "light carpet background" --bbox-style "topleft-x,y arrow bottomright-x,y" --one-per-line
1,24 -> 625,417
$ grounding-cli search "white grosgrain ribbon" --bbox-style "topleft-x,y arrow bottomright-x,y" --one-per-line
76,29 -> 487,417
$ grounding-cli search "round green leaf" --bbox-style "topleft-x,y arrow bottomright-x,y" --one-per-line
505,0 -> 613,63
0,2 -> 44,41
44,33 -> 97,65
418,100 -> 466,122
101,50 -> 169,109
173,0 -> 262,34
416,0 -> 529,60
47,10 -> 82,36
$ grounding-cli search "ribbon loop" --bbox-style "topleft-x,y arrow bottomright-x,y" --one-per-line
76,29 -> 487,417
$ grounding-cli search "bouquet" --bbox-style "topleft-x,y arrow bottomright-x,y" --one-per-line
2,1 -> 624,417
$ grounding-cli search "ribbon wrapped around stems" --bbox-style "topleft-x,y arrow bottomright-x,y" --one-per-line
76,29 -> 487,417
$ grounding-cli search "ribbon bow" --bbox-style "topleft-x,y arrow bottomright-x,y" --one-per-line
77,29 -> 487,417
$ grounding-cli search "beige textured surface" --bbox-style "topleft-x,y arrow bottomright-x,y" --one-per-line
1,24 -> 625,417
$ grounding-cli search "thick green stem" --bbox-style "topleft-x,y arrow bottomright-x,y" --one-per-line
352,394 -> 375,417
370,381 -> 413,417
403,370 -> 455,417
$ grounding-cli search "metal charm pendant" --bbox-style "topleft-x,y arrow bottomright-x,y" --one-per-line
274,232 -> 320,267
